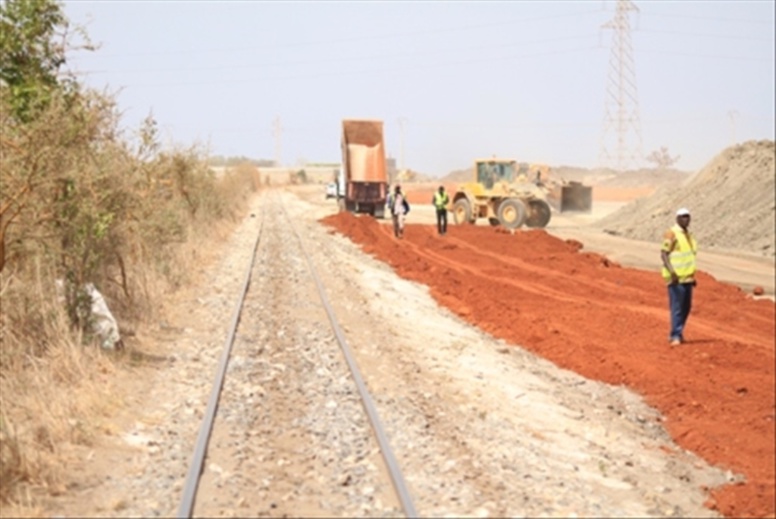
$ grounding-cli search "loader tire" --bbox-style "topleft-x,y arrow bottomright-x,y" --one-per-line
525,199 -> 552,228
453,199 -> 473,225
497,198 -> 526,230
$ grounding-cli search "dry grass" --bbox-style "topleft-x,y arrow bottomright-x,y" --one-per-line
1,5 -> 265,511
0,276 -> 119,507
0,88 -> 261,508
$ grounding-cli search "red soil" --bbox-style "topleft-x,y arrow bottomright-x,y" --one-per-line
320,212 -> 776,519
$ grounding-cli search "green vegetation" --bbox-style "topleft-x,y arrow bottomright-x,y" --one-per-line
0,0 -> 260,507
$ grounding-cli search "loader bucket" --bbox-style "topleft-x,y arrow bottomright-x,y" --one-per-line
548,182 -> 592,212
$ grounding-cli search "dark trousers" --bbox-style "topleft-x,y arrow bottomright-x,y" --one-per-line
668,282 -> 693,341
436,208 -> 447,235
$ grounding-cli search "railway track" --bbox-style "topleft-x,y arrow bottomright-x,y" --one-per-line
37,187 -> 738,519
177,194 -> 416,518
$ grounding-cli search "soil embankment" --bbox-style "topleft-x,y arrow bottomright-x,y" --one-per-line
597,140 -> 776,257
321,212 -> 776,518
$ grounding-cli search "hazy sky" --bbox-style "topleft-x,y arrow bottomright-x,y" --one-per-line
63,1 -> 774,176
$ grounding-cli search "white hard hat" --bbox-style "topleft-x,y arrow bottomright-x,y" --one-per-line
676,208 -> 691,216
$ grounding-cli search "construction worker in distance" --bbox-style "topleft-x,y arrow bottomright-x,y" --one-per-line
390,184 -> 409,239
386,185 -> 395,215
660,207 -> 698,347
432,185 -> 450,235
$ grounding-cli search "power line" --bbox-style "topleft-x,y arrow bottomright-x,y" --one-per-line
95,45 -> 601,89
73,40 -> 771,86
76,33 -> 599,75
636,48 -> 773,61
639,10 -> 773,25
636,28 -> 773,41
74,9 -> 603,59
164,112 -> 775,137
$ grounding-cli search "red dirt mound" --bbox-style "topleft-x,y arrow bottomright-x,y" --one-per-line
321,212 -> 775,519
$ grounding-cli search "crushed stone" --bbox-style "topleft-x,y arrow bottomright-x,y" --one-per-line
595,140 -> 775,257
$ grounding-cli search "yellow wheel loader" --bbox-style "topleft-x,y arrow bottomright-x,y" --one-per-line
524,163 -> 593,214
451,159 -> 591,230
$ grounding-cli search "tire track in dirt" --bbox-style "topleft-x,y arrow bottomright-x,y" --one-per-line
321,213 -> 775,519
379,223 -> 770,352
439,229 -> 773,350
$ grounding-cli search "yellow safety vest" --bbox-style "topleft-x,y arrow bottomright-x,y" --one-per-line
661,224 -> 697,283
434,192 -> 449,210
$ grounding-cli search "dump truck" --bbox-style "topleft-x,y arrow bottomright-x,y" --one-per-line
340,119 -> 388,218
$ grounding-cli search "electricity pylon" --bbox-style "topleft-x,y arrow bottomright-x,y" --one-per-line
599,0 -> 643,172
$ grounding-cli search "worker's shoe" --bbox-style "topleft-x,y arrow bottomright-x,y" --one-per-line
670,338 -> 681,347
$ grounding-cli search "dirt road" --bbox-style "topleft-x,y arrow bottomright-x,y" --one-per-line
310,185 -> 775,518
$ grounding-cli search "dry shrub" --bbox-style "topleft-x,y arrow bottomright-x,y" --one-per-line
223,161 -> 263,197
0,86 -> 257,506
1,263 -> 118,507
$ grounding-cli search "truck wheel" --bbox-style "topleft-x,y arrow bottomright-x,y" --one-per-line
453,199 -> 473,225
525,199 -> 552,228
497,198 -> 526,230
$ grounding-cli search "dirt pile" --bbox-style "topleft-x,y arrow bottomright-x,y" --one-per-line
593,168 -> 688,188
320,212 -> 775,519
596,140 -> 776,257
548,166 -> 687,188
439,167 -> 470,183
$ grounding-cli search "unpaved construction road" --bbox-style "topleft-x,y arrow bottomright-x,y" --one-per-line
40,185 -> 774,519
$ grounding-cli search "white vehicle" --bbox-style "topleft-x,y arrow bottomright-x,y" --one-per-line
325,182 -> 338,199
337,167 -> 346,197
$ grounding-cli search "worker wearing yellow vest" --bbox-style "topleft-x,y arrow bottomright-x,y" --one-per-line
432,185 -> 450,236
660,207 -> 698,346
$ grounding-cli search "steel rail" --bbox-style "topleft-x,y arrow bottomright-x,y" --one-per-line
280,198 -> 419,518
176,211 -> 264,519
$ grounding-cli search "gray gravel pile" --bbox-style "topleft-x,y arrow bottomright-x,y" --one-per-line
595,140 -> 776,257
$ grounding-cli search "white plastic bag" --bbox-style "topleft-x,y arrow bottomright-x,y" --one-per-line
55,280 -> 123,350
